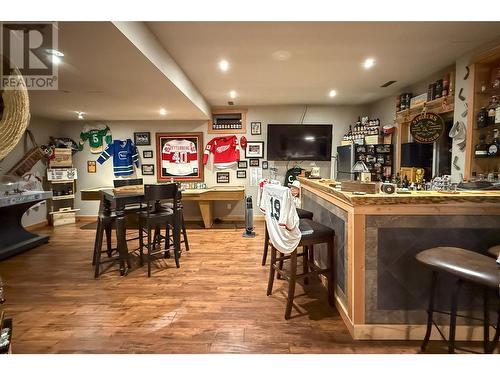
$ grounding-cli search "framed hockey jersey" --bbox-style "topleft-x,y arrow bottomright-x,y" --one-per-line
156,132 -> 204,182
79,124 -> 112,154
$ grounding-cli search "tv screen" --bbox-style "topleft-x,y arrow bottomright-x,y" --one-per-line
267,124 -> 332,161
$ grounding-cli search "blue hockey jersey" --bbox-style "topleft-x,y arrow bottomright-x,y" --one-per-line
97,139 -> 140,176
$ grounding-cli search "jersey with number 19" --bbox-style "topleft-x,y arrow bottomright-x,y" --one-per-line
259,184 -> 301,254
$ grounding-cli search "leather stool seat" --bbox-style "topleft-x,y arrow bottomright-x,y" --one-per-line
299,219 -> 335,242
488,245 -> 500,259
416,247 -> 500,290
296,208 -> 314,220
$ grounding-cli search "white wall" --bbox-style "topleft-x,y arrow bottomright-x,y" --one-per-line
0,116 -> 61,227
60,104 -> 365,220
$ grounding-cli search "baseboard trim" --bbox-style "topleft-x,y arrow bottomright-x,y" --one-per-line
24,220 -> 49,230
76,214 -> 265,223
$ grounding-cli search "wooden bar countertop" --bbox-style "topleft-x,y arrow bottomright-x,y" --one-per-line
298,177 -> 500,206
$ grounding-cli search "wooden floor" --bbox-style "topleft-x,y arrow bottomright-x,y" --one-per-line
0,222 -> 467,354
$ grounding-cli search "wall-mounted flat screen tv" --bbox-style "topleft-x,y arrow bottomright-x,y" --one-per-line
267,124 -> 332,161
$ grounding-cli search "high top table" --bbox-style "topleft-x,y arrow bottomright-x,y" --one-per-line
0,191 -> 52,261
81,186 -> 246,229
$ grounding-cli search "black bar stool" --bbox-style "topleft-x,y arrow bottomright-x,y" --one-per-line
158,191 -> 189,254
262,208 -> 313,266
267,218 -> 335,320
416,247 -> 500,354
139,184 -> 181,277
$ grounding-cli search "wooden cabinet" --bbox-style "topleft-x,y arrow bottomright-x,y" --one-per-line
464,46 -> 500,180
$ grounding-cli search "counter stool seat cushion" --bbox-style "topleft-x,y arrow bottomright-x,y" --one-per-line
488,245 -> 500,259
416,247 -> 500,290
299,219 -> 334,244
296,208 -> 313,220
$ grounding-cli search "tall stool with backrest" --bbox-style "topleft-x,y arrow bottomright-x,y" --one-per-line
157,190 -> 189,254
139,183 -> 181,277
262,184 -> 335,320
416,247 -> 500,354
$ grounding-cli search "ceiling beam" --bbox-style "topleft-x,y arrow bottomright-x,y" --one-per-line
113,21 -> 211,119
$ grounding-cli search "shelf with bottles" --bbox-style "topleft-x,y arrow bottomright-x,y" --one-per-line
395,95 -> 455,122
341,116 -> 382,145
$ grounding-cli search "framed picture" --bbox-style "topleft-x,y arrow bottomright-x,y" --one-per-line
156,132 -> 204,182
262,161 -> 268,170
237,170 -> 246,179
143,150 -> 153,159
249,158 -> 259,167
141,164 -> 155,176
237,160 -> 247,169
245,141 -> 264,158
134,132 -> 151,146
87,160 -> 96,173
250,122 -> 262,135
216,171 -> 230,183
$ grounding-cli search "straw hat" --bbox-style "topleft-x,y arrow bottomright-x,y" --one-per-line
0,66 -> 31,160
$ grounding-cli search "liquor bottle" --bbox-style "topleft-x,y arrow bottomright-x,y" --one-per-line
347,125 -> 353,141
442,73 -> 450,97
496,98 -> 500,124
488,96 -> 497,126
449,71 -> 455,95
487,129 -> 499,157
427,84 -> 433,101
475,135 -> 488,157
435,79 -> 443,99
477,107 -> 489,128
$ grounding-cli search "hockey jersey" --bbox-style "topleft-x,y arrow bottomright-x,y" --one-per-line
79,124 -> 112,154
203,136 -> 240,169
257,178 -> 281,212
161,139 -> 199,176
97,139 -> 139,177
259,184 -> 301,254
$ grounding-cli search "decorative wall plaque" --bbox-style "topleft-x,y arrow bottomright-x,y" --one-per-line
410,112 -> 444,143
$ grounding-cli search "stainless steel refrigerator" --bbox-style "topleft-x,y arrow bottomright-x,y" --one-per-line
336,145 -> 354,181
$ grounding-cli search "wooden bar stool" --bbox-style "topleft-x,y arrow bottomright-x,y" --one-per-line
139,184 -> 181,277
267,218 -> 335,320
262,208 -> 313,266
416,247 -> 500,354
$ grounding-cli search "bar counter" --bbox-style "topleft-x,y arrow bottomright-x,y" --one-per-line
298,177 -> 500,341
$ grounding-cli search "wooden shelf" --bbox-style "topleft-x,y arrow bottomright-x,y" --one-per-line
48,208 -> 80,215
51,195 -> 75,201
50,180 -> 75,184
396,95 -> 454,123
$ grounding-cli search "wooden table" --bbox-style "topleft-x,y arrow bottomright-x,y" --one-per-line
81,186 -> 246,229
0,191 -> 52,261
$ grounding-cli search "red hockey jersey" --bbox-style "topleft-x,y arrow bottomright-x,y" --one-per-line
203,136 -> 240,169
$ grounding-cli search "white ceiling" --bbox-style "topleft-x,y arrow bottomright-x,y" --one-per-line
28,22 -> 209,121
148,21 -> 500,106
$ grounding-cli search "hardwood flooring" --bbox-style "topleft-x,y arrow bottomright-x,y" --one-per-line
0,222 -> 474,353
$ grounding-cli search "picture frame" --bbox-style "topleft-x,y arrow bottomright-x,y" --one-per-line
134,132 -> 151,146
142,150 -> 153,159
250,121 -> 262,135
156,132 -> 204,182
141,164 -> 155,176
245,141 -> 264,159
237,160 -> 248,169
262,161 -> 268,170
249,158 -> 260,167
216,171 -> 230,183
236,170 -> 247,179
87,160 -> 96,173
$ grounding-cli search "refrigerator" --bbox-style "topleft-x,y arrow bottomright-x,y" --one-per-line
336,145 -> 355,181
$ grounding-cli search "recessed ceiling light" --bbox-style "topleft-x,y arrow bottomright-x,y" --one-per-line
328,90 -> 337,97
229,90 -> 237,99
272,50 -> 292,61
363,58 -> 376,69
51,55 -> 62,65
76,111 -> 85,120
159,108 -> 167,116
219,60 -> 229,72
46,49 -> 64,57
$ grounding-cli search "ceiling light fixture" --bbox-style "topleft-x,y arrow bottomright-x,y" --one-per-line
328,90 -> 337,98
219,60 -> 229,72
76,111 -> 85,120
363,58 -> 376,69
229,90 -> 237,99
272,50 -> 292,61
159,108 -> 167,116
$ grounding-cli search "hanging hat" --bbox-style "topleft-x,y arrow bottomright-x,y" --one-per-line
240,136 -> 247,149
382,124 -> 395,135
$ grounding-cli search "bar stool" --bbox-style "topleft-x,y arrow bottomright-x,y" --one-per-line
139,184 -> 181,277
488,245 -> 500,259
416,247 -> 500,354
157,191 -> 189,254
261,208 -> 313,266
267,218 -> 335,319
